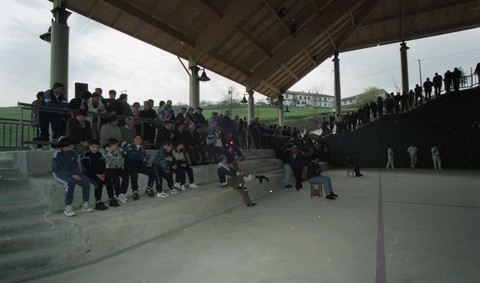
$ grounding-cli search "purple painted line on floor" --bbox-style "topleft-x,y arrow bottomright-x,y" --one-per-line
376,170 -> 387,283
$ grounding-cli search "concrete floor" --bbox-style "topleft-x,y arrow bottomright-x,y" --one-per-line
32,168 -> 479,283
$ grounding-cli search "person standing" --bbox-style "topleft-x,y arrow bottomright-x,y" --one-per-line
431,145 -> 442,170
43,82 -> 69,143
433,72 -> 443,97
407,143 -> 418,169
282,144 -> 294,188
290,145 -> 305,191
444,70 -> 452,94
386,145 -> 395,169
31,91 -> 44,138
452,67 -> 462,92
414,84 -> 423,106
423,78 -> 434,101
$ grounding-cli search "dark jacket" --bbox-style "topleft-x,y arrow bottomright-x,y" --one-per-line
66,117 -> 93,144
80,150 -> 106,177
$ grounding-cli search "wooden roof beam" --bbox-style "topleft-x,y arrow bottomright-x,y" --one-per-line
281,64 -> 298,80
235,26 -> 273,58
198,0 -> 223,18
207,51 -> 252,77
102,0 -> 196,47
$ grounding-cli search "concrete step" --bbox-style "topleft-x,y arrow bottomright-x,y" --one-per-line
0,201 -> 49,217
0,179 -> 31,192
0,167 -> 23,179
0,226 -> 71,254
0,212 -> 58,234
0,157 -> 15,167
0,242 -> 80,282
0,188 -> 42,204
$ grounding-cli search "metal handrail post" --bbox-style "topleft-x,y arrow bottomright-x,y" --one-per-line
18,102 -> 25,150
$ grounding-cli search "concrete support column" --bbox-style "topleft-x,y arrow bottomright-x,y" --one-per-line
247,90 -> 254,122
333,51 -> 341,114
50,1 -> 71,98
278,95 -> 285,126
400,41 -> 410,95
188,56 -> 200,109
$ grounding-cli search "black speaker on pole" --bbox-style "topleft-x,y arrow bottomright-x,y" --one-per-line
75,82 -> 88,98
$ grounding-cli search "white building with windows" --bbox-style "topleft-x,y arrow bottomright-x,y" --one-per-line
282,91 -> 335,108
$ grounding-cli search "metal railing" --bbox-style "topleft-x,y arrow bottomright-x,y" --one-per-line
0,103 -> 158,151
0,117 -> 37,151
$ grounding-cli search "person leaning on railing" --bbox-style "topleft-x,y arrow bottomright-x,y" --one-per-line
65,109 -> 92,154
41,82 -> 69,143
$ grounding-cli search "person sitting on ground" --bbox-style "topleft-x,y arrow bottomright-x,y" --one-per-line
121,134 -> 159,200
172,142 -> 199,191
152,140 -> 179,198
345,153 -> 363,177
217,154 -> 258,207
307,154 -> 338,200
80,139 -> 115,210
52,137 -> 93,217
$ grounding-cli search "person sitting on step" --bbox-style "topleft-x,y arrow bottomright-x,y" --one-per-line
217,154 -> 257,207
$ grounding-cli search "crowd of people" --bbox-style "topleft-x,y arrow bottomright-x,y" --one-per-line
41,86 -> 278,216
319,66 -> 475,136
37,65 -> 478,216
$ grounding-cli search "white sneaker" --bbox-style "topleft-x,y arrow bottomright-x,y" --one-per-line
64,205 -> 76,217
81,202 -> 93,212
116,194 -> 127,204
243,174 -> 255,182
156,192 -> 169,198
179,185 -> 186,191
189,183 -> 198,189
169,188 -> 179,195
173,182 -> 181,190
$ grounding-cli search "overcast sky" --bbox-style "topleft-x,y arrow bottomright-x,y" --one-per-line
0,0 -> 479,107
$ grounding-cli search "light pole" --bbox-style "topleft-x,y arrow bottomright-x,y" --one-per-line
228,87 -> 233,114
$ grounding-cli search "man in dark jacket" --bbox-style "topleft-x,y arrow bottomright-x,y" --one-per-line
121,134 -> 158,200
289,145 -> 305,191
65,109 -> 92,154
80,139 -> 115,210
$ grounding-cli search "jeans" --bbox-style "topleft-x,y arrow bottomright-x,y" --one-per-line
283,164 -> 292,186
308,176 -> 333,195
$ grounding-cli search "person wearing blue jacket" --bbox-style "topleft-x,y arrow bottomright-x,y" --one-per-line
122,134 -> 159,200
152,140 -> 178,198
51,137 -> 93,217
43,82 -> 69,143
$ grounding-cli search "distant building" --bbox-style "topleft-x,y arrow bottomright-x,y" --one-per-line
282,91 -> 335,108
340,95 -> 358,106
281,90 -> 359,108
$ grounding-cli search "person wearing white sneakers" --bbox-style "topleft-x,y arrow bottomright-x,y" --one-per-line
217,154 -> 258,207
153,140 -> 178,197
172,142 -> 199,191
52,137 -> 93,216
